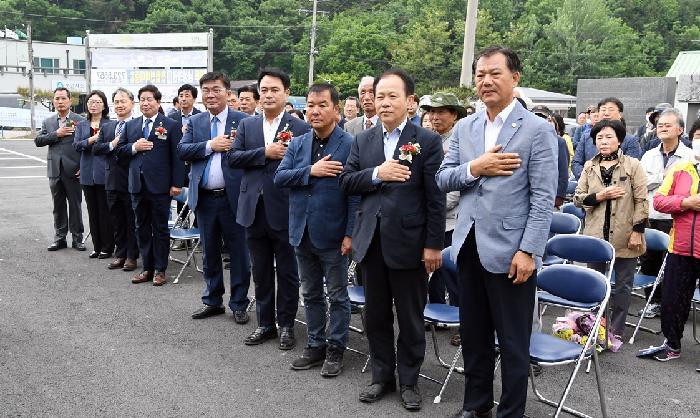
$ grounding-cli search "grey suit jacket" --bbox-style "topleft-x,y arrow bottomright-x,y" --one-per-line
34,111 -> 86,178
435,101 -> 558,274
343,117 -> 364,137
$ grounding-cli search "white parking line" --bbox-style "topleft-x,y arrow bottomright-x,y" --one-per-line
0,166 -> 45,169
0,175 -> 45,179
0,147 -> 47,164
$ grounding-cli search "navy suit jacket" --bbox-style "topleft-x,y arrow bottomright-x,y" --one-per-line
338,121 -> 446,269
274,126 -> 359,249
177,108 -> 250,212
93,119 -> 131,192
73,117 -> 112,186
116,113 -> 185,194
169,107 -> 202,126
226,112 -> 311,230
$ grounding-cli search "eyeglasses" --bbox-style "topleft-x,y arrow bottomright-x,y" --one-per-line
87,100 -> 104,105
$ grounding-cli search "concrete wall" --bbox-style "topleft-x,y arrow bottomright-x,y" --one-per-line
577,77 -> 677,134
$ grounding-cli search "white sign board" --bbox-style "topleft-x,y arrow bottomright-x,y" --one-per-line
91,68 -> 208,105
0,107 -> 53,128
88,33 -> 209,49
91,49 -> 207,69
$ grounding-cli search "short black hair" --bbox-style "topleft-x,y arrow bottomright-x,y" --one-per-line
237,84 -> 260,101
307,82 -> 340,106
87,90 -> 109,119
138,84 -> 162,102
646,106 -> 655,114
199,72 -> 230,90
688,118 -> 700,142
373,68 -> 415,97
289,109 -> 305,119
177,83 -> 198,99
172,97 -> 179,105
53,87 -> 71,98
285,101 -> 294,107
597,97 -> 624,113
472,46 -> 522,73
345,96 -> 358,105
257,67 -> 291,90
549,113 -> 566,137
590,119 -> 626,144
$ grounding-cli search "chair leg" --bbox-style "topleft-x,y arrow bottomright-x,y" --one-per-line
693,301 -> 699,344
433,344 -> 463,404
529,364 -> 594,418
629,257 -> 665,344
429,323 -> 464,373
172,244 -> 197,284
592,349 -> 609,418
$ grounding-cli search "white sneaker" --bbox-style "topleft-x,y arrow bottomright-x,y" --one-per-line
638,303 -> 661,318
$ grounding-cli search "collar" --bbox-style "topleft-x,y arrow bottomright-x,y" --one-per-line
440,127 -> 454,141
486,99 -> 517,124
313,130 -> 331,142
57,112 -> 71,120
142,114 -> 157,123
382,118 -> 408,138
210,108 -> 227,123
594,148 -> 623,162
118,115 -> 133,122
262,111 -> 284,125
658,140 -> 680,156
364,114 -> 379,125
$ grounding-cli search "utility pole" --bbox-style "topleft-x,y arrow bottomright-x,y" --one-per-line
27,22 -> 35,133
307,0 -> 318,87
459,0 -> 479,88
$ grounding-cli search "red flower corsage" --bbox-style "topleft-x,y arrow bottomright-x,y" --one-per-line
155,122 -> 168,139
399,142 -> 421,164
274,123 -> 293,146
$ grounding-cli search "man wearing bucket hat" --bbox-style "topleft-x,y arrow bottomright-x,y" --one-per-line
420,92 -> 466,324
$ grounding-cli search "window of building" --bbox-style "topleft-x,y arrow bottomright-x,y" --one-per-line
33,57 -> 60,74
73,59 -> 86,75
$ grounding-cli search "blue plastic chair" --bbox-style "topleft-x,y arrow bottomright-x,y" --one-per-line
168,188 -> 202,283
566,180 -> 578,196
424,248 -> 463,404
528,264 -> 611,418
692,286 -> 700,344
543,213 -> 582,266
561,202 -> 585,221
347,261 -> 370,372
628,229 -> 671,343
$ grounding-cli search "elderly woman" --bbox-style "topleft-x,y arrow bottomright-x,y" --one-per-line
574,119 -> 648,340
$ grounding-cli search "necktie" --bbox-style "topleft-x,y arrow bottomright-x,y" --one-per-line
202,116 -> 219,188
116,120 -> 125,138
142,118 -> 151,139
365,118 -> 373,130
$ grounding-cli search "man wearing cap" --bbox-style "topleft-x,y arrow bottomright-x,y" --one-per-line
640,103 -> 691,153
420,92 -> 467,309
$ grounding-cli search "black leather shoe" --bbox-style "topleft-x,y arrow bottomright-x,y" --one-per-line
191,305 -> 225,319
89,251 -> 99,258
359,380 -> 396,403
279,326 -> 296,350
98,252 -> 112,259
291,346 -> 326,370
47,240 -> 67,251
400,385 -> 422,411
244,327 -> 277,345
233,310 -> 249,324
451,409 -> 493,418
72,241 -> 86,251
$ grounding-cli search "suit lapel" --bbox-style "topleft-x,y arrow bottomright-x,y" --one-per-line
368,126 -> 385,166
472,113 -> 485,157
299,133 -> 313,167
391,121 -> 417,160
325,126 -> 344,158
276,112 -> 292,137
495,103 -> 524,150
148,114 -> 163,141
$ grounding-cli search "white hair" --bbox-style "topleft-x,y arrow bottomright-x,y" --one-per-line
357,76 -> 375,94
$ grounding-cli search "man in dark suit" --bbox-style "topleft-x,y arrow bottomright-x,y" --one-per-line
35,87 -> 86,251
274,83 -> 358,377
177,71 -> 252,324
436,47 -> 558,418
117,84 -> 185,286
227,68 -> 311,350
92,87 -> 139,271
339,69 -> 446,411
237,85 -> 260,117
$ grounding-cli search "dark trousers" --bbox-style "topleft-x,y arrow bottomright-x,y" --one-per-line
106,190 -> 139,260
661,253 -> 700,350
640,219 -> 673,302
428,230 -> 458,305
48,171 -> 83,242
459,230 -> 535,417
131,189 -> 171,272
360,227 -> 427,386
246,198 -> 299,329
83,184 -> 114,254
197,190 -> 251,311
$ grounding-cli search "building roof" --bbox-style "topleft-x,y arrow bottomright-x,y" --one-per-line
667,51 -> 700,77
518,87 -> 576,103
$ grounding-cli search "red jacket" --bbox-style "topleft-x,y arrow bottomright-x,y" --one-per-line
653,161 -> 700,258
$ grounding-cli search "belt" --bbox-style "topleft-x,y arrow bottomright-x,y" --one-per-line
199,187 -> 226,198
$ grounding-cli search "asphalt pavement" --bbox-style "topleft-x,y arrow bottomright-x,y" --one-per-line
0,139 -> 698,418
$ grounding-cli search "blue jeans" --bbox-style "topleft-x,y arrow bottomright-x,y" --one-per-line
294,233 -> 351,349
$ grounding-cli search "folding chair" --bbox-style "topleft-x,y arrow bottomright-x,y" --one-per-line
693,287 -> 700,344
168,188 -> 202,284
527,264 -> 611,418
347,261 -> 370,372
543,212 -> 581,266
627,229 -> 670,343
424,248 -> 463,404
561,202 -> 585,221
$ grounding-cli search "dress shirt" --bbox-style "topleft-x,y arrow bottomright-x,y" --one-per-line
371,118 -> 408,183
108,116 -> 133,151
311,132 -> 330,164
262,111 -> 284,146
465,99 -> 517,182
203,109 -> 228,189
363,114 -> 379,131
